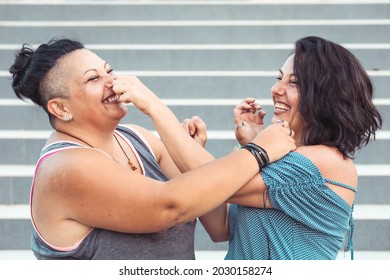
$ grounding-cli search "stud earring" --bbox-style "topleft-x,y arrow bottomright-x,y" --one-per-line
63,114 -> 73,121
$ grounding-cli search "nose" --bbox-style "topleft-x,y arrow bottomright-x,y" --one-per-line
271,80 -> 286,97
104,73 -> 116,89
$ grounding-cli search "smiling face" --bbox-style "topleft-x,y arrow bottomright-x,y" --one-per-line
60,49 -> 128,127
271,54 -> 305,143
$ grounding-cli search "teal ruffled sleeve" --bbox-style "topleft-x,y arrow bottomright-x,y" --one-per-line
261,152 -> 353,237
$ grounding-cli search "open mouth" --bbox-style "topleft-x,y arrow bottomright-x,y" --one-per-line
274,102 -> 290,113
103,94 -> 120,104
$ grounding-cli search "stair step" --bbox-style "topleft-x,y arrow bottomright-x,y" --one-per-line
2,49 -> 390,72
1,0 -> 389,22
2,25 -> 390,44
0,103 -> 389,131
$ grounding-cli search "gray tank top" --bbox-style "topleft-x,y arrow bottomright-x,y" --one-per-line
31,125 -> 196,260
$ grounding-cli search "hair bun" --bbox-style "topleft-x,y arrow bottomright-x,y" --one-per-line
9,44 -> 33,79
9,44 -> 41,105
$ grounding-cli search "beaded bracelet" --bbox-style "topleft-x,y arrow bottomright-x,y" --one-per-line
233,144 -> 241,151
241,142 -> 270,171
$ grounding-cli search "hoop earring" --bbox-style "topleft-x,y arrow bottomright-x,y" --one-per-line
63,114 -> 73,121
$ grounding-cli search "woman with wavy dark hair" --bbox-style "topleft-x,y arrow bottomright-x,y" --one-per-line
293,36 -> 380,157
123,36 -> 382,260
222,36 -> 383,259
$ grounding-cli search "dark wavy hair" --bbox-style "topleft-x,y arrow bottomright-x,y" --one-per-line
9,38 -> 84,127
293,36 -> 382,158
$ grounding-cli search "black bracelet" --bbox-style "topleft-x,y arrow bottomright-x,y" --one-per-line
241,142 -> 269,171
246,142 -> 269,166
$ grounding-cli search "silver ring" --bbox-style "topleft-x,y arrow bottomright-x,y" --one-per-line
235,122 -> 245,129
277,119 -> 285,127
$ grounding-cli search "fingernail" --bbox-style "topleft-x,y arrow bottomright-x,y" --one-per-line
196,117 -> 201,123
190,130 -> 194,135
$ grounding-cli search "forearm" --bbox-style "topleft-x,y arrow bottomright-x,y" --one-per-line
226,174 -> 270,208
199,204 -> 230,242
147,103 -> 231,237
162,148 -> 260,226
149,102 -> 215,172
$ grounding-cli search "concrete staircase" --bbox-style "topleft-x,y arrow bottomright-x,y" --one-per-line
0,0 -> 389,259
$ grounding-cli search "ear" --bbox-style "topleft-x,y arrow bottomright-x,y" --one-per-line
47,98 -> 71,120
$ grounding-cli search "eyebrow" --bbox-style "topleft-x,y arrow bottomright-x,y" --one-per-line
278,69 -> 295,77
83,61 -> 109,75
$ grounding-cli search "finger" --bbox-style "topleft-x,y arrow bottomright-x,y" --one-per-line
189,116 -> 206,136
276,121 -> 294,137
193,116 -> 207,142
187,117 -> 197,136
276,119 -> 286,127
117,93 -> 135,104
289,128 -> 294,137
112,84 -> 128,96
235,102 -> 253,111
236,97 -> 256,107
111,76 -> 132,88
233,98 -> 252,108
244,97 -> 256,103
282,120 -> 290,128
193,116 -> 206,131
256,108 -> 266,118
245,98 -> 263,111
275,122 -> 294,137
250,102 -> 262,111
182,119 -> 191,134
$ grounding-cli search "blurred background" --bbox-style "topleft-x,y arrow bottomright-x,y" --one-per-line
0,0 -> 389,260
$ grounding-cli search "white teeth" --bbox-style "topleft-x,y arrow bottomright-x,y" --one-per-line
103,95 -> 119,104
274,103 -> 290,111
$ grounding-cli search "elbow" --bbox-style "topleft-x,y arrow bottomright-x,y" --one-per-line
205,227 -> 230,243
209,234 -> 229,243
152,180 -> 204,230
157,194 -> 194,230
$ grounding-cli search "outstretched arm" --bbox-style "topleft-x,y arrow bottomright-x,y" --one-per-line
112,76 -> 295,238
181,116 -> 230,242
113,76 -> 294,170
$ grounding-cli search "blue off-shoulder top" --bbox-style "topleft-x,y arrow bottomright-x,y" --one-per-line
225,152 -> 356,260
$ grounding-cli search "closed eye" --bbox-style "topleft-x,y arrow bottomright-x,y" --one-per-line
87,75 -> 98,82
289,78 -> 299,85
87,69 -> 113,82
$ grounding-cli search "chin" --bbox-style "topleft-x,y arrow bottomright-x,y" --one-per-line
118,103 -> 128,113
271,115 -> 280,124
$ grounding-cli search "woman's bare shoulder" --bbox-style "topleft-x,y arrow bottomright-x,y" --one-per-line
294,145 -> 357,187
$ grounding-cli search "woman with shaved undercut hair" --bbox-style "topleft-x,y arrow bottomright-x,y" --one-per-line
9,38 -> 294,260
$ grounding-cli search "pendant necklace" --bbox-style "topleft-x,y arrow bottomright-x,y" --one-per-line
57,130 -> 138,171
113,134 -> 138,171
